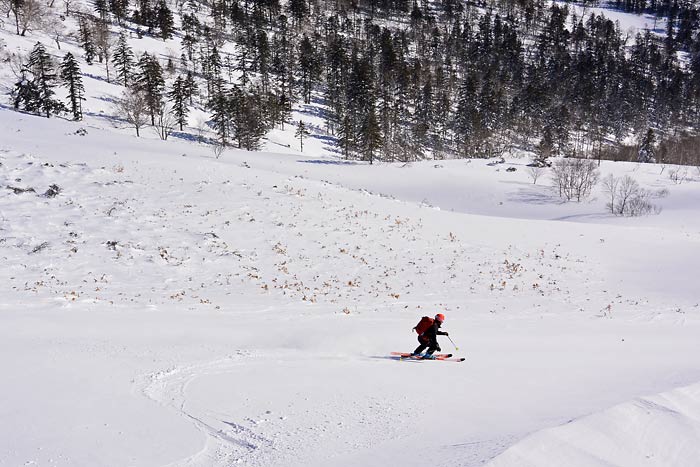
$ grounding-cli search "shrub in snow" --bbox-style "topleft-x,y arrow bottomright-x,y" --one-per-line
212,142 -> 225,159
43,184 -> 61,197
551,158 -> 599,202
31,242 -> 49,253
7,185 -> 36,194
601,174 -> 662,216
668,167 -> 688,184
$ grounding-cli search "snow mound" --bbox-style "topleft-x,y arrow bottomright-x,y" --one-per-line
487,383 -> 700,467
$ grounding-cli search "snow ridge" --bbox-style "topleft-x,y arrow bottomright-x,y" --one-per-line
487,382 -> 700,467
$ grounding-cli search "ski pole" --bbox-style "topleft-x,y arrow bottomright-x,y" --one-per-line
447,335 -> 459,351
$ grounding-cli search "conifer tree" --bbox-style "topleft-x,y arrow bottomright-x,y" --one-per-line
277,93 -> 291,130
204,44 -> 223,98
255,29 -> 271,93
181,13 -> 200,62
298,35 -> 320,104
94,0 -> 109,22
208,86 -> 233,145
135,53 -> 165,125
287,0 -> 308,24
360,102 -> 382,164
183,71 -> 198,105
454,74 -> 479,157
295,119 -> 310,151
15,43 -> 66,118
109,0 -> 130,25
112,32 -> 134,87
78,16 -> 96,65
60,52 -> 85,120
168,75 -> 189,131
233,91 -> 267,150
412,75 -> 433,154
156,0 -> 174,39
13,73 -> 40,115
638,128 -> 657,163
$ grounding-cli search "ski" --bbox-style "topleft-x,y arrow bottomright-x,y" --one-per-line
391,351 -> 452,359
436,356 -> 466,362
390,352 -> 464,362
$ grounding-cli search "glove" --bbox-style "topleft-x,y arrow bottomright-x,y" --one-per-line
444,332 -> 449,336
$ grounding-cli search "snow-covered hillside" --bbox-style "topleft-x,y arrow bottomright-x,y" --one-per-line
3,0 -> 700,463
2,106 -> 700,467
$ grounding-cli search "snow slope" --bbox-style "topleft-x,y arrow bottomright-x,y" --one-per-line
487,383 -> 700,467
2,107 -> 700,467
3,0 -> 700,463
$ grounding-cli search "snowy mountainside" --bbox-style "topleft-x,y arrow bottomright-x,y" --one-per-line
3,0 -> 700,465
2,109 -> 700,467
4,111 -> 700,316
0,112 -> 600,314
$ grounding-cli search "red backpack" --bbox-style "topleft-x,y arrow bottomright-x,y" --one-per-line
414,316 -> 434,335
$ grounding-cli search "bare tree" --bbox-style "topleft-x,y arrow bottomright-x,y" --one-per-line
551,158 -> 600,202
6,47 -> 27,79
194,117 -> 208,144
614,175 -> 638,215
154,102 -> 176,140
527,166 -> 545,184
115,90 -> 148,137
626,190 -> 660,216
44,12 -> 66,49
8,0 -> 47,36
4,0 -> 22,35
93,19 -> 112,82
602,174 -> 662,216
601,174 -> 619,213
212,142 -> 224,159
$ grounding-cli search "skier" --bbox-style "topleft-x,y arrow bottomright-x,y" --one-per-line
412,313 -> 449,359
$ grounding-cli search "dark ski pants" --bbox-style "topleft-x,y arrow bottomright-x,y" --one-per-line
414,336 -> 440,356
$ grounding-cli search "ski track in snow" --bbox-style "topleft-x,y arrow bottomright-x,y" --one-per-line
136,352 -> 421,467
137,353 -> 266,467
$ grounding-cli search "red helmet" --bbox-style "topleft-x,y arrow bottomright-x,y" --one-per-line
434,313 -> 445,323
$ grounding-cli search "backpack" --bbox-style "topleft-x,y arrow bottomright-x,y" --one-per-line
414,316 -> 434,335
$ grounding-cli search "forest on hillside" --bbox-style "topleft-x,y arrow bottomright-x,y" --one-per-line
5,0 -> 700,165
